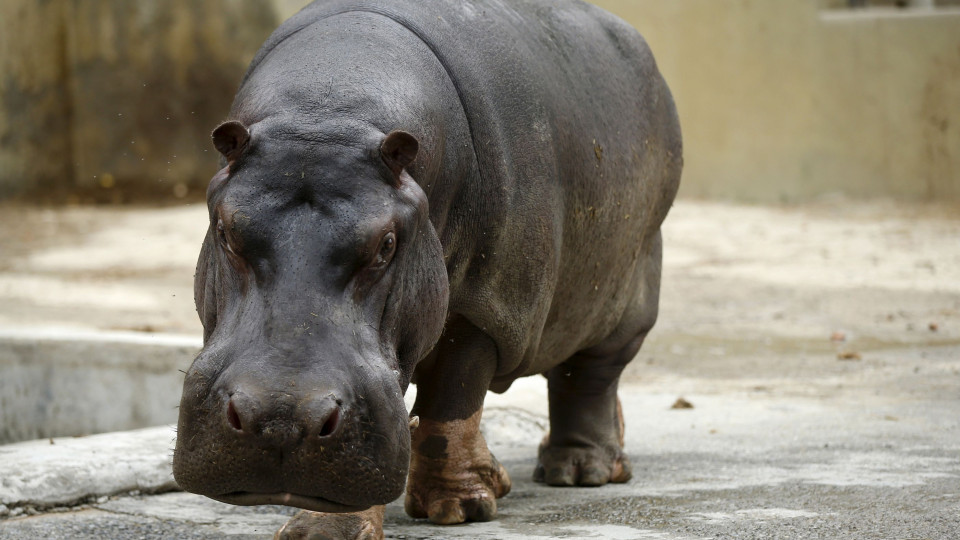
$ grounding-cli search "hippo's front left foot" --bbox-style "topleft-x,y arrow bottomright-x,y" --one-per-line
274,507 -> 384,540
404,411 -> 512,524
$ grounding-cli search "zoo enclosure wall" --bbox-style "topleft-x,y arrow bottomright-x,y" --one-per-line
1,0 -> 958,203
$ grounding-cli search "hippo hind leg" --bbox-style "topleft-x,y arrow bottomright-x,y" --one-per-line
535,341 -> 639,486
535,232 -> 662,486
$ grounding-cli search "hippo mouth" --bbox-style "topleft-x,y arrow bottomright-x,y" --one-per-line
211,491 -> 370,513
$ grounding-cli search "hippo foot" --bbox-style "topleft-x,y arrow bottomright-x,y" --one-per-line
404,411 -> 512,524
274,507 -> 384,540
533,436 -> 633,486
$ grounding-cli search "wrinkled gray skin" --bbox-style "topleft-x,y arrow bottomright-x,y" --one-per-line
174,0 -> 681,517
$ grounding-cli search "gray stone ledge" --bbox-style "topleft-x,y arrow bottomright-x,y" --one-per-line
0,328 -> 199,444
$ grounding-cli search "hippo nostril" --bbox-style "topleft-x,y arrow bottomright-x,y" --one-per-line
227,399 -> 243,432
318,406 -> 340,438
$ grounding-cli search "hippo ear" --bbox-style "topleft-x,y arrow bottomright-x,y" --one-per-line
212,121 -> 251,163
380,130 -> 419,178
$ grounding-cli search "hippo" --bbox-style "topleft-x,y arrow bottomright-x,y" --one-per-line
173,0 -> 682,537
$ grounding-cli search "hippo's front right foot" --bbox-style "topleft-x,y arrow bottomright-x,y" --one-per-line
274,507 -> 384,540
404,411 -> 512,525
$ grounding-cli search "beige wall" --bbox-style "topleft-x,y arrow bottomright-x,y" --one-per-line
591,0 -> 960,202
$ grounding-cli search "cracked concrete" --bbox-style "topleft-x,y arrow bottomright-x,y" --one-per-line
1,199 -> 958,539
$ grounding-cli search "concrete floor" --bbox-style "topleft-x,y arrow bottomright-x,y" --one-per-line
1,199 -> 959,539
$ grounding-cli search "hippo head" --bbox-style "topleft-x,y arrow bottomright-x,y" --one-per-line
172,119 -> 448,512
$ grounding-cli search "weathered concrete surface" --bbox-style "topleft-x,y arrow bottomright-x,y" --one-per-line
0,203 -> 206,443
0,0 -> 73,198
0,199 -> 958,538
0,426 -> 178,510
1,366 -> 957,538
0,0 -> 278,201
0,328 -> 199,443
0,204 -> 206,334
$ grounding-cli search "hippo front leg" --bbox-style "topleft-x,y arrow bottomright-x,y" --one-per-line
404,317 -> 512,524
274,506 -> 384,540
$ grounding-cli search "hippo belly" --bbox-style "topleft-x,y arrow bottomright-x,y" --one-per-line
173,0 -> 682,537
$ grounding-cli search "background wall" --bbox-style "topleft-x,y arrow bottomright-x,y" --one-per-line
1,0 -> 958,202
592,0 -> 960,202
0,0 -> 277,202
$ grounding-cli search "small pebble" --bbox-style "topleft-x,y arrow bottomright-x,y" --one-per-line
671,397 -> 694,409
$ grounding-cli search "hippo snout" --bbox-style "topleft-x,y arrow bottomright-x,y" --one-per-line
223,387 -> 342,444
173,354 -> 411,512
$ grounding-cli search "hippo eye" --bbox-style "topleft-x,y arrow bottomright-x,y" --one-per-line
373,232 -> 396,268
216,219 -> 235,254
